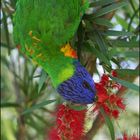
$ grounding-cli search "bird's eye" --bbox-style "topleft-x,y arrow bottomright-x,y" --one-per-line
94,95 -> 98,102
82,80 -> 91,89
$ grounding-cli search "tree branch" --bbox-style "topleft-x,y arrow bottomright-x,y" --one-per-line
17,112 -> 26,140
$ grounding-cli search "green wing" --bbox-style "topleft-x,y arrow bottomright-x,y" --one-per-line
14,0 -> 89,50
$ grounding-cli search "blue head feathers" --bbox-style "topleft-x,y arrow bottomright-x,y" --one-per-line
57,61 -> 97,104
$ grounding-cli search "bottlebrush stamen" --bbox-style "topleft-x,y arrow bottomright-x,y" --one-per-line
49,104 -> 86,140
93,72 -> 126,119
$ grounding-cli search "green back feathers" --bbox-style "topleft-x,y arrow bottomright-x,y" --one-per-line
14,0 -> 89,48
13,0 -> 89,87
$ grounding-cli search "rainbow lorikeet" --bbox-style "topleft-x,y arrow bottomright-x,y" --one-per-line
13,0 -> 97,104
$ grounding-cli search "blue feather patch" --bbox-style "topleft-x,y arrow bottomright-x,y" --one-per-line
57,61 -> 96,104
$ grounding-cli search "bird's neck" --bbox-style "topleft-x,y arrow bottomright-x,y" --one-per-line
46,55 -> 77,88
32,43 -> 78,87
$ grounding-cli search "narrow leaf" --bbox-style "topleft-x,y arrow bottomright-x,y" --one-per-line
93,18 -> 113,27
101,30 -> 134,36
109,39 -> 138,48
116,69 -> 139,76
93,31 -> 108,54
1,102 -> 20,108
92,1 -> 128,18
86,40 -> 111,66
38,70 -> 48,93
90,0 -> 115,7
100,108 -> 115,140
110,76 -> 139,92
69,104 -> 87,111
22,99 -> 56,115
109,50 -> 139,58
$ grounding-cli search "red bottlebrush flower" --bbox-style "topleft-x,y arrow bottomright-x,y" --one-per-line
131,134 -> 140,140
112,110 -> 119,119
116,98 -> 126,110
48,128 -> 61,140
49,104 -> 86,140
93,73 -> 126,119
112,70 -> 118,77
101,74 -> 109,86
112,83 -> 122,90
57,118 -> 62,126
95,83 -> 109,103
102,103 -> 111,114
117,133 -> 140,140
97,91 -> 109,103
123,133 -> 128,140
95,83 -> 107,94
109,94 -> 117,103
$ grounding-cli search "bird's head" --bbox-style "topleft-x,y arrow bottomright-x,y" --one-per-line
57,61 -> 97,104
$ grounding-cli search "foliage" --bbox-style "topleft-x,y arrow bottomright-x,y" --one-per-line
1,0 -> 139,140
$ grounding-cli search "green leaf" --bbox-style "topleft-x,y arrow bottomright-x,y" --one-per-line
116,69 -> 139,76
128,7 -> 139,31
92,1 -> 128,18
93,18 -> 113,28
100,108 -> 115,140
109,50 -> 139,58
69,104 -> 87,111
26,116 -> 43,132
22,99 -> 56,115
86,40 -> 111,66
1,102 -> 20,108
109,39 -> 139,48
93,31 -> 108,54
121,51 -> 139,58
38,70 -> 48,94
101,30 -> 134,36
32,113 -> 49,124
110,76 -> 139,92
90,0 -> 115,7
